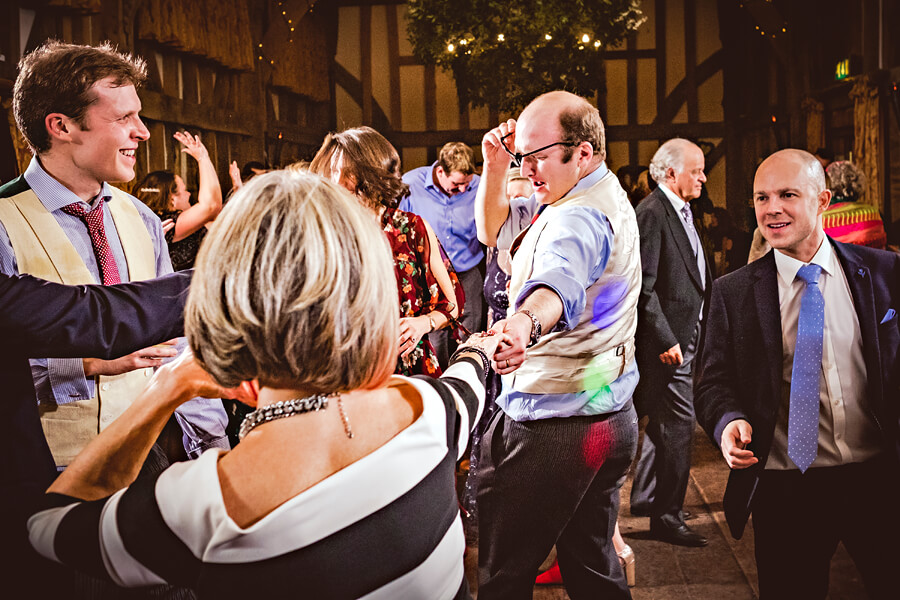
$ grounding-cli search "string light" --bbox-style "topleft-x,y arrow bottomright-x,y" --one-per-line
256,0 -> 316,65
443,30 -> 608,54
739,2 -> 788,39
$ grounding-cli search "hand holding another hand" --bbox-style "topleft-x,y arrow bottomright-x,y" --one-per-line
489,313 -> 530,375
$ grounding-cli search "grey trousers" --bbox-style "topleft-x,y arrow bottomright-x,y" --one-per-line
476,404 -> 638,600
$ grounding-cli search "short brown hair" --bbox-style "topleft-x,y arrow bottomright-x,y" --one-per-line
13,40 -> 148,154
186,170 -> 398,391
309,126 -> 409,210
133,171 -> 177,215
438,142 -> 476,175
558,98 -> 606,163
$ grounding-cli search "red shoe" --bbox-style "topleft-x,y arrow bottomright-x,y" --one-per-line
535,560 -> 562,585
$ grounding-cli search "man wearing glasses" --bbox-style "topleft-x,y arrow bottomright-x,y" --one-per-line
474,90 -> 640,598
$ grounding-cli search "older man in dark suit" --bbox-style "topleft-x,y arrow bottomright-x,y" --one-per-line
631,138 -> 712,546
696,148 -> 900,599
0,271 -> 191,597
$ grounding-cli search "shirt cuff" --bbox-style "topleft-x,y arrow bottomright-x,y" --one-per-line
174,398 -> 230,458
47,358 -> 94,405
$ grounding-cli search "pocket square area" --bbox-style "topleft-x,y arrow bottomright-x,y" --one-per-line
881,308 -> 896,324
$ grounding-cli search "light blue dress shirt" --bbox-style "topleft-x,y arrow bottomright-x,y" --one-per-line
0,158 -> 228,456
496,163 -> 639,421
400,163 -> 483,272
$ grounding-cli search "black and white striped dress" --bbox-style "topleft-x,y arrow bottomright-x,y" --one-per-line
28,357 -> 485,599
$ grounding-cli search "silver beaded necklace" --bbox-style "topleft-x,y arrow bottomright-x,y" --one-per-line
238,393 -> 353,440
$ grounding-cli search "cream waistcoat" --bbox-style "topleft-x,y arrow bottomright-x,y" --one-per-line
0,186 -> 156,465
507,170 -> 641,395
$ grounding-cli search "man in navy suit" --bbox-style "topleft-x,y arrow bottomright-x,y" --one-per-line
632,138 -> 712,546
0,271 -> 191,596
696,149 -> 900,599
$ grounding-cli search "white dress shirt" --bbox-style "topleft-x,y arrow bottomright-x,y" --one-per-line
767,239 -> 882,470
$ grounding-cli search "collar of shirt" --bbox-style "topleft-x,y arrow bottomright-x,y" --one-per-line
423,161 -> 442,193
658,183 -> 688,213
24,157 -> 112,212
773,236 -> 834,289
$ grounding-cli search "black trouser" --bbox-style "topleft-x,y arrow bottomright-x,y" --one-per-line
752,455 -> 900,600
476,403 -> 638,599
631,322 -> 700,522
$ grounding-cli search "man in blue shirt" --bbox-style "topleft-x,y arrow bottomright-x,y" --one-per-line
474,91 -> 640,598
401,142 -> 485,364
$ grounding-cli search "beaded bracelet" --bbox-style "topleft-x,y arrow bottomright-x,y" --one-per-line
450,344 -> 491,374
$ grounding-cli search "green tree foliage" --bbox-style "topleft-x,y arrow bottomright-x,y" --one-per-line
407,0 -> 646,114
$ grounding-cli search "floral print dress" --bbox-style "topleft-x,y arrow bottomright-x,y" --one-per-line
381,207 -> 463,376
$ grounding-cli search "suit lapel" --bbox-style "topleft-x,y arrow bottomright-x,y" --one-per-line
752,252 -> 784,420
833,241 -> 884,416
658,190 -> 704,291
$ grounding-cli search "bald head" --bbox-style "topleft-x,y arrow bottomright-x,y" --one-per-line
753,148 -> 831,263
518,91 -> 605,162
756,149 -> 827,195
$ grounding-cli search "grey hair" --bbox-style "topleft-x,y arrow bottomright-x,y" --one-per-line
649,138 -> 694,184
186,170 -> 398,392
826,160 -> 866,201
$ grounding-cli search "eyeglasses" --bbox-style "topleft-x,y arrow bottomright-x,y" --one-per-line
500,131 -> 578,168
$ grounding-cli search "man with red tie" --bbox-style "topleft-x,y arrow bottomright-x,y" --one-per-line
695,149 -> 900,598
0,41 -> 228,472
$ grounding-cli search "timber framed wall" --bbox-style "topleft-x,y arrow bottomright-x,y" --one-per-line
334,0 -> 727,208
0,0 -> 336,193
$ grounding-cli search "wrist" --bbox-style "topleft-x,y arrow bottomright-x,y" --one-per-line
514,309 -> 542,346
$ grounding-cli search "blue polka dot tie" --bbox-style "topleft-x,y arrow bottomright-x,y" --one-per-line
787,263 -> 824,473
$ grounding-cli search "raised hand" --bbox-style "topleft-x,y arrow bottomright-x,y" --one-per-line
174,131 -> 209,162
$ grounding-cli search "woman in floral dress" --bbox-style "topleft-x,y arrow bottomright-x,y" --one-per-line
311,126 -> 463,375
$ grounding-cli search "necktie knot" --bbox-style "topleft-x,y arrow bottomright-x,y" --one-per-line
59,198 -> 121,285
797,263 -> 822,286
680,204 -> 693,223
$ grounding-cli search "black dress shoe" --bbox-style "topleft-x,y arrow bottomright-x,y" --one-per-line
649,519 -> 708,547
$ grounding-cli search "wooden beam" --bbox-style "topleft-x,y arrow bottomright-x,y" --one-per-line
140,90 -> 262,136
684,0 -> 699,122
386,4 -> 402,128
424,63 -> 436,131
655,0 -> 667,113
360,4 -> 372,124
626,33 -> 639,165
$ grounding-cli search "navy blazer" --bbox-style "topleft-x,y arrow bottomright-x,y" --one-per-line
695,240 -> 900,538
0,271 -> 191,576
634,187 -> 712,373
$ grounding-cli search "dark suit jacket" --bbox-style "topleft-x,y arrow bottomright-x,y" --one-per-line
634,187 -> 712,388
695,241 -> 900,538
0,271 -> 191,588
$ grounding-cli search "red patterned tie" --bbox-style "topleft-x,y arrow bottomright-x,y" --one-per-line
61,200 -> 122,285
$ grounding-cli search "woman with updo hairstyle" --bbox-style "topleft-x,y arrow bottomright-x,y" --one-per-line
134,131 -> 223,270
823,160 -> 886,249
28,170 -> 499,598
310,126 -> 464,376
